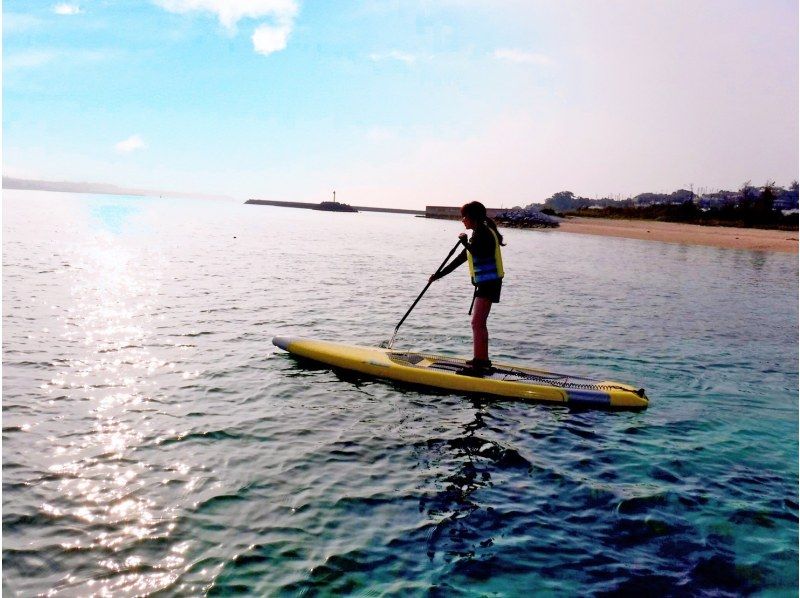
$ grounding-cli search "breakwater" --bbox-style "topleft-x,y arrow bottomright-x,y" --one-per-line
245,200 -> 557,228
425,205 -> 505,219
428,205 -> 559,227
246,200 -> 506,218
246,199 -> 424,215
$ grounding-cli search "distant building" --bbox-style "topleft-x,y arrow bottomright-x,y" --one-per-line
697,190 -> 739,209
773,190 -> 799,211
426,206 -> 504,219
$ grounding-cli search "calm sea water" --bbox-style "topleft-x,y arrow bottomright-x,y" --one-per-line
3,190 -> 798,596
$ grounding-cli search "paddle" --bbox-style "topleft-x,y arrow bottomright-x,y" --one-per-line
382,239 -> 463,349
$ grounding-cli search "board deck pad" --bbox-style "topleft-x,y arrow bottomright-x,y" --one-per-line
388,351 -> 619,389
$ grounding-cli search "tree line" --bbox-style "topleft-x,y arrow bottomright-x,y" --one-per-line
532,182 -> 799,230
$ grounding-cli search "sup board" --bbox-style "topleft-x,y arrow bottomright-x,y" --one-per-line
273,336 -> 648,410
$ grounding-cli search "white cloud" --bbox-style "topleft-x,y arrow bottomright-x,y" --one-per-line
4,13 -> 44,32
155,0 -> 297,30
5,48 -> 111,72
53,3 -> 82,15
5,50 -> 57,70
252,23 -> 290,55
369,50 -> 418,65
155,0 -> 298,55
493,48 -> 552,66
115,135 -> 146,153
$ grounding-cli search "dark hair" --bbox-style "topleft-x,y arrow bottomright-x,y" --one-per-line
460,201 -> 506,245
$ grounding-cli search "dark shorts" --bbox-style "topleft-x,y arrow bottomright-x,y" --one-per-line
474,279 -> 502,303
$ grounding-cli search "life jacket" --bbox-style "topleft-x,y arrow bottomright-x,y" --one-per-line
467,227 -> 504,285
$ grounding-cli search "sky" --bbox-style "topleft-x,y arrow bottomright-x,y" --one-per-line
3,0 -> 798,209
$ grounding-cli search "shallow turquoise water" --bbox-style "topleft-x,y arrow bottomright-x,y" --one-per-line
3,190 -> 798,595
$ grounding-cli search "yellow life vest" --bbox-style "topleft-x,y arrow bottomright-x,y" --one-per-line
467,228 -> 504,284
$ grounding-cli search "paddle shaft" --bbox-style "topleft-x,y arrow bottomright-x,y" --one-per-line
386,239 -> 463,348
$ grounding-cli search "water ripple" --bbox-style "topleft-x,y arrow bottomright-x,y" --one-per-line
2,192 -> 797,595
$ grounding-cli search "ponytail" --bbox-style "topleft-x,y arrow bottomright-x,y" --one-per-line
485,216 -> 506,246
460,201 -> 506,246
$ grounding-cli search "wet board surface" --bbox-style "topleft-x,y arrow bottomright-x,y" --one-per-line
273,337 -> 649,410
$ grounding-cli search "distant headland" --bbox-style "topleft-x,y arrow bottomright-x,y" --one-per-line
2,176 -> 236,202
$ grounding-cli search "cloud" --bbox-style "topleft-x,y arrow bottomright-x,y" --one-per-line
369,50 -> 418,65
53,3 -> 82,15
252,23 -> 290,55
493,48 -> 552,66
115,135 -> 146,153
3,13 -> 44,32
154,0 -> 298,55
5,48 -> 112,72
5,50 -> 57,70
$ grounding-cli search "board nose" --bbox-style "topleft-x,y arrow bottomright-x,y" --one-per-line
272,336 -> 291,350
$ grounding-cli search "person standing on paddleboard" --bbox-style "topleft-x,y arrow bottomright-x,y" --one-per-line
429,201 -> 505,373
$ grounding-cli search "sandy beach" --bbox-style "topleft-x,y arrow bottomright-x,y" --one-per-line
557,217 -> 798,253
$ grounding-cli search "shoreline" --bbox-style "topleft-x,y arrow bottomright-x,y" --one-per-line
555,217 -> 798,253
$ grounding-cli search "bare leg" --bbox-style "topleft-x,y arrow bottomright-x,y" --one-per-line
471,297 -> 492,361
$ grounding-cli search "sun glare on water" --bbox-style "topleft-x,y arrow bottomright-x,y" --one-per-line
33,230 -> 196,595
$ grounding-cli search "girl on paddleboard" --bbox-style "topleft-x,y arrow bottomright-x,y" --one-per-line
430,201 -> 505,373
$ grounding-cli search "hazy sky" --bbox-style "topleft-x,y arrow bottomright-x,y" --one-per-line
4,0 -> 798,208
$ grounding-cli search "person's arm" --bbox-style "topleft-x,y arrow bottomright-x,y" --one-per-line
430,249 -> 467,281
462,227 -> 493,258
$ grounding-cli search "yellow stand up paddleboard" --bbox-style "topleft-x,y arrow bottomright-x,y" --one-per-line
273,337 -> 648,410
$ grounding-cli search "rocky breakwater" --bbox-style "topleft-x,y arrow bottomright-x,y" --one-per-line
313,200 -> 358,212
494,207 -> 560,228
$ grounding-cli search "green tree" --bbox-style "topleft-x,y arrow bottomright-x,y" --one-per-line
544,191 -> 579,212
674,200 -> 700,222
737,180 -> 757,214
753,181 -> 777,223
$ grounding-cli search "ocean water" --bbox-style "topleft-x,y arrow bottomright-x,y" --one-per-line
3,190 -> 798,596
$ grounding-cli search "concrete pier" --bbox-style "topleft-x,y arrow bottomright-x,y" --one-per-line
246,199 -> 424,215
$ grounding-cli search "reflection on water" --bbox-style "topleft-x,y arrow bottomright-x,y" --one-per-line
419,400 -> 532,564
29,226 -> 188,595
